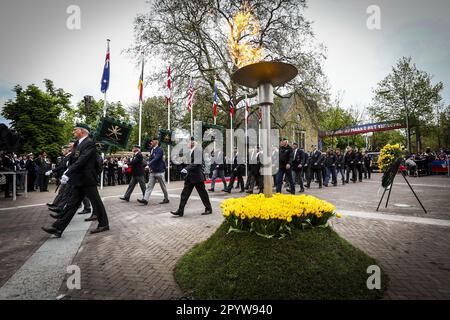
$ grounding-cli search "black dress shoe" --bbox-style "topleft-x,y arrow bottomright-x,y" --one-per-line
170,210 -> 184,217
159,199 -> 169,204
90,226 -> 110,234
223,189 -> 231,193
84,216 -> 98,222
49,207 -> 62,214
41,226 -> 62,238
202,208 -> 213,215
207,188 -> 214,192
120,197 -> 129,202
78,209 -> 91,215
49,213 -> 62,219
300,188 -> 305,193
137,199 -> 148,205
46,202 -> 55,207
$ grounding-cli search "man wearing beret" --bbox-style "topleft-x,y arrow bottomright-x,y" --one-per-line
137,137 -> 169,205
41,123 -> 109,237
120,145 -> 146,202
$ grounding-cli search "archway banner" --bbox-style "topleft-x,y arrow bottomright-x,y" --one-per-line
319,120 -> 406,138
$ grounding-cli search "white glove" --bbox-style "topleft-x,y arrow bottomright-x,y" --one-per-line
181,168 -> 188,174
60,174 -> 69,185
45,170 -> 52,176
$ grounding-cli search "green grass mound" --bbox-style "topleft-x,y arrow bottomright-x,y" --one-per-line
175,222 -> 388,299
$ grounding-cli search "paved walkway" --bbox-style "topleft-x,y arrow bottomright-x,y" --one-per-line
0,173 -> 449,300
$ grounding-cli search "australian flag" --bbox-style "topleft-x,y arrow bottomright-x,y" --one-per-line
101,40 -> 110,93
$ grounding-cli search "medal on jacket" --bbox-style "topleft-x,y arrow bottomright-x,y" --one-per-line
75,150 -> 80,158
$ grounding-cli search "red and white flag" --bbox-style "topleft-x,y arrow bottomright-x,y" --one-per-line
187,79 -> 194,112
229,99 -> 235,117
165,66 -> 171,104
245,97 -> 250,124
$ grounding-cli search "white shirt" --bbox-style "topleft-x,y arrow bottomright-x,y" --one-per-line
78,135 -> 88,146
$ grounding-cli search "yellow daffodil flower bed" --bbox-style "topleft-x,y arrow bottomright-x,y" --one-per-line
220,193 -> 340,238
377,143 -> 406,172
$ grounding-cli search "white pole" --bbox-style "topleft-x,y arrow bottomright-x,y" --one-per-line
167,99 -> 171,184
138,100 -> 142,147
101,91 -> 107,190
230,111 -> 233,163
190,105 -> 193,137
245,97 -> 248,178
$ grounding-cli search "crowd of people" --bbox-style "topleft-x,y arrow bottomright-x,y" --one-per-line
1,137 -> 449,200
205,138 -> 377,196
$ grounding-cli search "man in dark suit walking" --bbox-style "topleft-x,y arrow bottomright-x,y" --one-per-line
290,143 -> 306,193
41,123 -> 109,237
223,148 -> 245,193
120,145 -> 146,201
171,138 -> 212,217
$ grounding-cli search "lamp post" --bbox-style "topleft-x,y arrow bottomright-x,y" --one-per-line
232,61 -> 298,197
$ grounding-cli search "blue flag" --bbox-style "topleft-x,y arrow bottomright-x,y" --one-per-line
101,41 -> 110,93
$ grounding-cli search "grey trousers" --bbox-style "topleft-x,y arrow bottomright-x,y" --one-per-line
210,168 -> 227,190
124,175 -> 146,200
143,172 -> 169,201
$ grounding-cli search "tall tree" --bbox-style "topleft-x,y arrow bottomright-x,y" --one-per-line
129,0 -> 329,132
369,56 -> 444,153
2,80 -> 72,160
74,97 -> 131,131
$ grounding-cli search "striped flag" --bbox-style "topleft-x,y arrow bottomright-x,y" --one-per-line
212,83 -> 218,119
166,66 -> 171,104
229,99 -> 235,116
100,40 -> 110,93
187,79 -> 194,112
257,107 -> 262,122
138,54 -> 144,102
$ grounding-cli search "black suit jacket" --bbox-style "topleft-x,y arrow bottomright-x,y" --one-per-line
52,153 -> 71,178
129,152 -> 145,177
66,137 -> 98,187
292,149 -> 306,171
185,148 -> 205,184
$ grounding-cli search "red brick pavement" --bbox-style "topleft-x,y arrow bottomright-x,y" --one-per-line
58,198 -> 224,300
332,216 -> 450,299
0,205 -> 54,287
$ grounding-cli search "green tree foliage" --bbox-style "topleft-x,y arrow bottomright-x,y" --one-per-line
319,105 -> 366,150
2,80 -> 72,160
369,57 -> 444,151
129,0 -> 329,133
128,96 -> 175,147
74,97 -> 131,131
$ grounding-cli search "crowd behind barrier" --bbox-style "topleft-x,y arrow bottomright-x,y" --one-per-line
1,145 -> 449,199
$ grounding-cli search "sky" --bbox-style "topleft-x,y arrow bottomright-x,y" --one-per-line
1,0 -> 449,125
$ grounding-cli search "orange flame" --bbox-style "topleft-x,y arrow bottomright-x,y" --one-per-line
228,2 -> 262,68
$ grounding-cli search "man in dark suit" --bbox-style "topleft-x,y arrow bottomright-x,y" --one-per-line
246,147 -> 262,194
171,138 -> 212,217
46,144 -> 72,209
306,146 -> 324,189
35,151 -> 51,192
208,149 -> 227,192
46,142 -> 92,217
276,138 -> 295,194
41,123 -> 109,237
121,145 -> 146,201
224,148 -> 245,193
291,143 -> 306,193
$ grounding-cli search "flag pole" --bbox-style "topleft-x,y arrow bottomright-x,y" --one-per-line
167,99 -> 171,184
100,39 -> 110,190
245,96 -> 248,178
138,52 -> 144,147
166,65 -> 171,184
